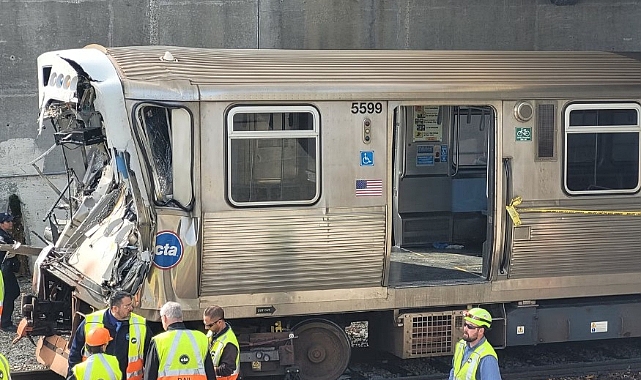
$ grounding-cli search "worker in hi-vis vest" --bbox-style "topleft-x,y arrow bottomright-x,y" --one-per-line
68,290 -> 150,380
203,305 -> 240,380
0,352 -> 11,380
70,327 -> 122,380
144,301 -> 216,380
450,308 -> 502,380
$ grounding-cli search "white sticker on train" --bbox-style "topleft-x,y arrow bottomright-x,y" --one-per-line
590,321 -> 608,333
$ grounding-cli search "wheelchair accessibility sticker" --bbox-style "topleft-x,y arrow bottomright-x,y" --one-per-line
360,151 -> 374,166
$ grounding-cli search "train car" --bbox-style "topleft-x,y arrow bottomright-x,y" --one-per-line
18,46 -> 641,380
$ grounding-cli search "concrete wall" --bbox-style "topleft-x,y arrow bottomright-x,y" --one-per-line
1,0 -> 640,243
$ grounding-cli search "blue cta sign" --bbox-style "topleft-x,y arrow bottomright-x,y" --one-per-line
154,231 -> 184,269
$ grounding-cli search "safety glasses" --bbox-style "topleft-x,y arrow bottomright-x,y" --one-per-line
204,319 -> 221,329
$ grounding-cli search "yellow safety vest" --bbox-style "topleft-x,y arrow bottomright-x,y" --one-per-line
0,353 -> 11,380
153,329 -> 209,380
452,339 -> 498,380
0,271 -> 4,318
207,325 -> 240,380
72,353 -> 122,380
83,310 -> 147,380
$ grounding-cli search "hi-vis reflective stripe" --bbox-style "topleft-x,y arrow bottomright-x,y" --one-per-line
127,356 -> 143,379
506,196 -> 641,227
126,314 -> 146,380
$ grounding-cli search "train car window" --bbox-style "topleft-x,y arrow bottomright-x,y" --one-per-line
135,104 -> 194,209
227,105 -> 320,206
452,106 -> 493,167
564,103 -> 641,194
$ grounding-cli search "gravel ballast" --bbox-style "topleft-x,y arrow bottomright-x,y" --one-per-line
1,275 -> 47,372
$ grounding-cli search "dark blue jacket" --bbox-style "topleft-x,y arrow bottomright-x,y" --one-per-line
67,310 -> 151,380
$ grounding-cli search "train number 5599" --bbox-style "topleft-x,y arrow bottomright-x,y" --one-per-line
351,102 -> 383,114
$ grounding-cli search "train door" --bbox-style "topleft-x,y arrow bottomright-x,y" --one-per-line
390,105 -> 495,286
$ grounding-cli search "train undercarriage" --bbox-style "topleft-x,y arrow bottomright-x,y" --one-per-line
14,256 -> 641,380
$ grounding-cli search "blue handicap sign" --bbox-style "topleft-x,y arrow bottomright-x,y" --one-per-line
154,231 -> 184,269
440,145 -> 448,162
360,151 -> 374,166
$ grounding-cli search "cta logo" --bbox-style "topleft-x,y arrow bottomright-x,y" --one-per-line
154,231 -> 183,269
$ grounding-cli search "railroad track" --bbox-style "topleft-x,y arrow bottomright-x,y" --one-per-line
345,339 -> 641,380
346,357 -> 641,380
11,341 -> 641,380
502,357 -> 641,380
12,369 -> 63,380
11,358 -> 641,380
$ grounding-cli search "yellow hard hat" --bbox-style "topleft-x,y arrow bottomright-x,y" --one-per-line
464,307 -> 492,328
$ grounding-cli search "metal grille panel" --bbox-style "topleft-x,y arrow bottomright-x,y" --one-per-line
401,311 -> 465,358
537,103 -> 556,159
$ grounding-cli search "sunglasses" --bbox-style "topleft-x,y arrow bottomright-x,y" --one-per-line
204,319 -> 221,328
464,323 -> 480,330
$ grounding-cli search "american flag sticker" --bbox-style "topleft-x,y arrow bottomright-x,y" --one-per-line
355,179 -> 383,196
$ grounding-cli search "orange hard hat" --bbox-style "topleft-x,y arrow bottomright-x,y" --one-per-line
86,327 -> 113,347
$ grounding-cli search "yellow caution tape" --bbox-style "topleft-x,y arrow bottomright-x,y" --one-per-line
505,196 -> 641,227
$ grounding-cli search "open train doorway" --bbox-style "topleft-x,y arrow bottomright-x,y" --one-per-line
391,105 -> 495,286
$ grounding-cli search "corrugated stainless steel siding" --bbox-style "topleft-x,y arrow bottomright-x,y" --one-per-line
97,46 -> 641,87
509,211 -> 641,279
200,207 -> 386,296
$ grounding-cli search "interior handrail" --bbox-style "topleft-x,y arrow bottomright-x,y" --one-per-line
451,107 -> 461,177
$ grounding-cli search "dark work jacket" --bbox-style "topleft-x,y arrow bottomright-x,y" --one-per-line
67,310 -> 152,380
144,322 -> 216,380
0,228 -> 14,249
211,323 -> 239,377
0,228 -> 19,299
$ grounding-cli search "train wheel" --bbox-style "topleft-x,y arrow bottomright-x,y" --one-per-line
293,319 -> 351,380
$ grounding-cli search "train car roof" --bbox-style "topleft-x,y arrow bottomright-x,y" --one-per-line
91,45 -> 641,101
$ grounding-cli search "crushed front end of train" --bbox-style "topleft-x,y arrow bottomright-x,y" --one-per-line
13,49 -> 165,376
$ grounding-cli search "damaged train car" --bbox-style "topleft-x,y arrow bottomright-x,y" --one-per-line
16,45 -> 641,380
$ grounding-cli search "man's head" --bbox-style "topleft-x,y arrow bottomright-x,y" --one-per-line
0,213 -> 13,231
109,290 -> 134,321
203,305 -> 225,334
85,326 -> 112,354
160,301 -> 183,330
462,307 -> 492,344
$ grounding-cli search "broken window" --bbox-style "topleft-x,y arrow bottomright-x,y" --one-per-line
137,105 -> 172,201
135,105 -> 193,208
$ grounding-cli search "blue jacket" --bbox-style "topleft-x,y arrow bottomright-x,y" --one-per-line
67,309 -> 151,380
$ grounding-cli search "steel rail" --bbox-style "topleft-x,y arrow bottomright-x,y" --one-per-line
347,357 -> 641,380
12,369 -> 63,380
11,352 -> 641,380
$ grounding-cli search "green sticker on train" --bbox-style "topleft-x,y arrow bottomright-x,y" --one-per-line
516,127 -> 532,141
